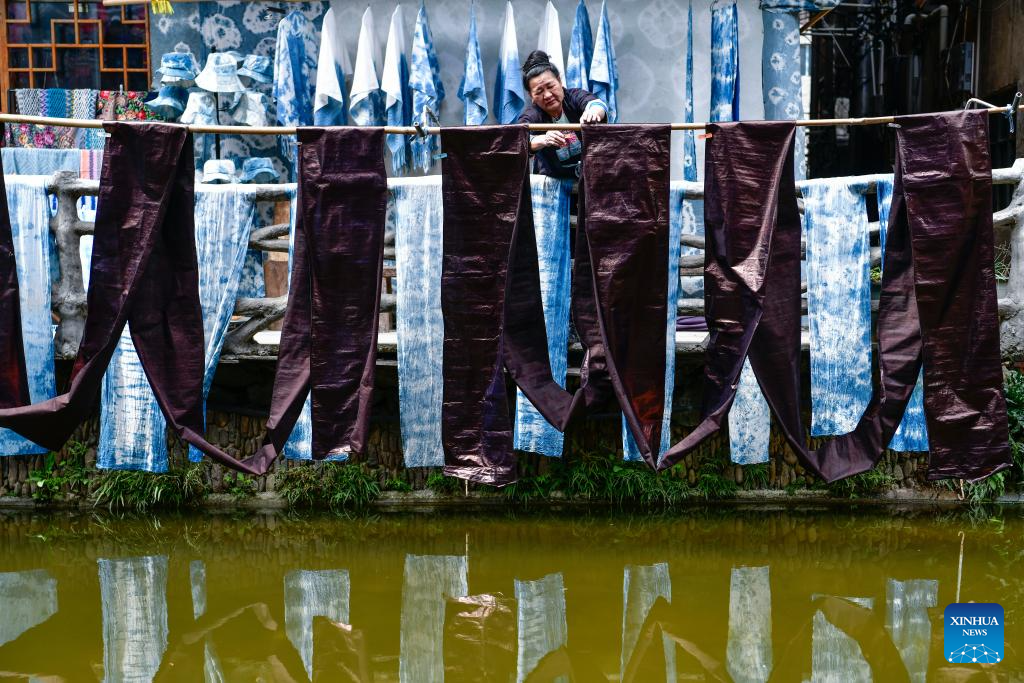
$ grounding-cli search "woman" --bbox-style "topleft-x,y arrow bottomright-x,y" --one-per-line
517,50 -> 607,178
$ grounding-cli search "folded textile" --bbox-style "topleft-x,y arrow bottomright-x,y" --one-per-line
383,5 -> 413,172
410,2 -> 445,172
458,5 -> 488,126
313,8 -> 351,126
565,0 -> 593,90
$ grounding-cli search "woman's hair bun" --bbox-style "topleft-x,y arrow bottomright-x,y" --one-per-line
522,50 -> 553,75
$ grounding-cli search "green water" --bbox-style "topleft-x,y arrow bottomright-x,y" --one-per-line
0,506 -> 1021,681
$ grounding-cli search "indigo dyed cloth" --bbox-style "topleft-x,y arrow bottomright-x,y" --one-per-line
876,175 -> 928,452
284,569 -> 350,680
0,570 -> 57,647
762,11 -> 805,179
0,176 -> 54,457
623,183 -> 683,462
565,0 -> 593,90
513,176 -> 573,457
399,555 -> 468,683
458,5 -> 488,126
393,178 -> 445,468
761,0 -> 839,9
94,187 -> 257,471
589,1 -> 618,122
811,596 -> 875,680
802,177 -> 873,436
537,1 -> 566,84
709,2 -> 740,123
275,10 -> 317,171
98,556 -> 168,683
682,1 -> 697,180
494,2 -> 525,124
621,564 -> 676,682
314,8 -> 351,127
349,7 -> 383,127
383,5 -> 413,173
886,579 -> 937,683
515,573 -> 567,683
1,149 -> 79,175
409,2 -> 446,172
726,566 -> 773,683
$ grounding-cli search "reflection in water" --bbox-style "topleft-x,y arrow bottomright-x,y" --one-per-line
284,569 -> 350,680
0,570 -> 57,647
621,563 -> 676,682
99,556 -> 169,683
726,565 -> 772,683
444,593 -> 515,679
515,572 -> 568,683
189,560 -> 225,683
886,579 -> 938,683
811,595 -> 874,682
399,554 -> 468,683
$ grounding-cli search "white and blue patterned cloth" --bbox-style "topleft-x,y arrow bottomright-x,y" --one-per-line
349,7 -> 383,128
515,573 -> 567,683
313,8 -> 351,127
494,1 -> 525,124
623,183 -> 683,462
802,177 -> 873,436
98,556 -> 168,683
0,176 -> 54,457
274,10 -> 317,172
760,0 -> 839,9
621,564 -> 677,682
589,1 -> 618,123
565,0 -> 593,90
458,4 -> 488,126
762,10 -> 806,179
284,569 -> 350,680
1,149 -> 79,176
383,5 -> 413,173
710,1 -> 739,124
409,2 -> 445,172
513,177 -> 573,457
537,1 -> 566,84
91,187 -> 258,471
876,175 -> 929,451
400,555 -> 468,683
393,178 -> 444,468
682,1 -> 698,181
726,566 -> 773,682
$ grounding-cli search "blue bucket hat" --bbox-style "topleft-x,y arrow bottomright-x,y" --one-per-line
156,52 -> 199,84
202,159 -> 237,184
195,52 -> 245,93
239,157 -> 280,183
237,55 -> 273,85
144,85 -> 188,119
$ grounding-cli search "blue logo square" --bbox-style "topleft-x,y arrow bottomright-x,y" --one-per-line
944,603 -> 1004,664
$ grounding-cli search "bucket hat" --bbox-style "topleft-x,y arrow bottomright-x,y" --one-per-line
195,53 -> 246,93
231,91 -> 273,127
144,85 -> 187,119
237,55 -> 273,85
202,159 -> 237,184
239,157 -> 280,183
156,52 -> 199,85
180,91 -> 218,125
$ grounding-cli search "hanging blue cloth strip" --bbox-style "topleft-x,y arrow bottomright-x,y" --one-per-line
0,176 -> 54,457
409,2 -> 446,172
710,1 -> 740,124
623,183 -> 683,461
760,0 -> 839,10
394,178 -> 445,468
762,10 -> 806,179
802,177 -> 873,436
876,175 -> 929,451
682,1 -> 697,181
589,1 -> 618,123
565,0 -> 593,90
513,176 -> 573,457
95,187 -> 257,471
494,1 -> 525,124
383,5 -> 413,174
458,5 -> 489,126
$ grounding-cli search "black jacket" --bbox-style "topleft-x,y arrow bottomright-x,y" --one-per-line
517,88 -> 599,178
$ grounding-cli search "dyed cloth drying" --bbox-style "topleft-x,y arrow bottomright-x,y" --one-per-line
243,127 -> 387,472
709,2 -> 740,124
97,90 -> 160,121
349,7 -> 383,127
383,5 -> 412,173
494,2 -> 525,124
657,113 -> 1011,483
514,573 -> 567,683
439,125 -> 670,484
314,8 -> 351,127
590,1 -> 618,123
1,148 -> 79,175
458,5 -> 488,126
98,556 -> 169,682
284,569 -> 350,680
409,2 -> 445,172
726,566 -> 772,681
0,122 -> 256,473
621,564 -> 677,681
0,175 -> 54,457
399,555 -> 468,683
566,0 -> 593,90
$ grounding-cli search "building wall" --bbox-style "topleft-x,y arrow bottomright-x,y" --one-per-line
979,0 -> 1024,156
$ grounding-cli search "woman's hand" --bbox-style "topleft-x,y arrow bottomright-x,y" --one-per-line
531,131 -> 568,152
580,104 -> 607,124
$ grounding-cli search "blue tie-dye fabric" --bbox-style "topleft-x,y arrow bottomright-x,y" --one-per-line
760,0 -> 839,10
802,177 -> 872,436
274,11 -> 316,172
565,0 -> 593,90
515,573 -> 567,683
590,1 -> 618,123
94,188 -> 257,471
876,175 -> 929,451
458,6 -> 488,126
623,184 -> 683,462
384,7 -> 413,175
513,176 -> 573,457
1,149 -> 79,175
710,2 -> 739,124
393,178 -> 444,467
0,176 -> 54,457
682,1 -> 697,181
762,11 -> 806,179
410,2 -> 446,173
494,2 -> 525,124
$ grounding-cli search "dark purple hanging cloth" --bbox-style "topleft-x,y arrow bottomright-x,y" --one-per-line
439,124 -> 670,485
241,126 -> 387,472
657,112 -> 1012,483
0,121 -> 261,473
0,143 -> 31,410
